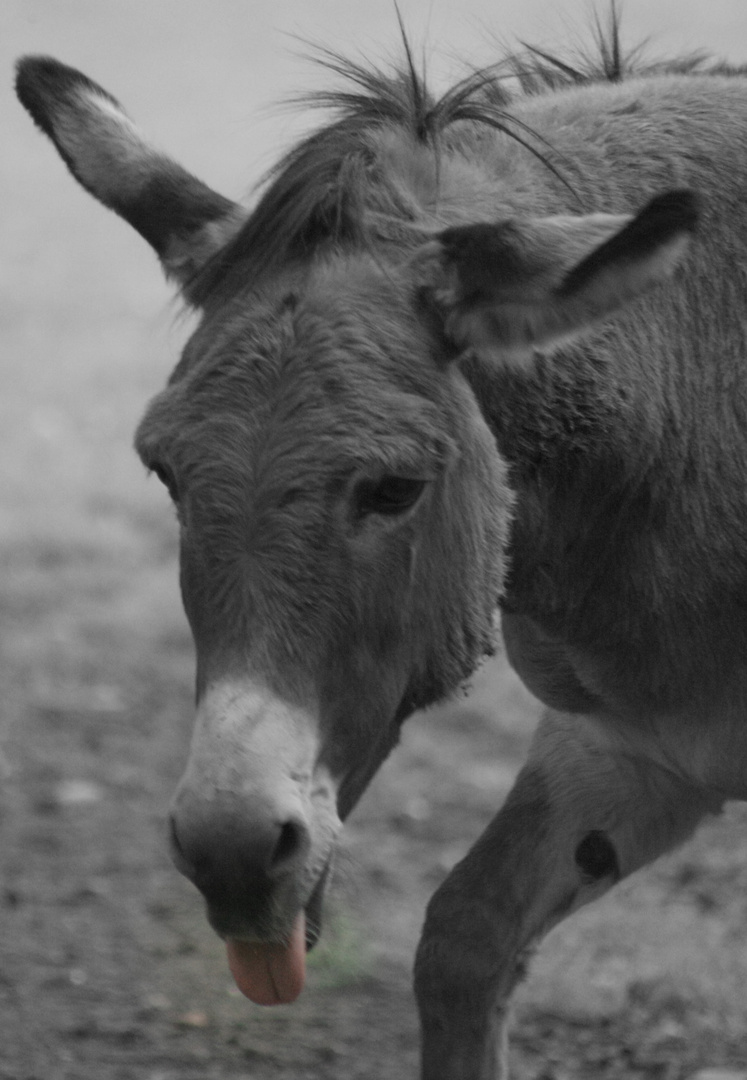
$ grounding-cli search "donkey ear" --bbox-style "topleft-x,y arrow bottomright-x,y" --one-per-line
15,56 -> 245,296
417,191 -> 698,364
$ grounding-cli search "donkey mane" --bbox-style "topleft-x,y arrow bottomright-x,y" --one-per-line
187,55 -> 553,306
188,3 -> 745,307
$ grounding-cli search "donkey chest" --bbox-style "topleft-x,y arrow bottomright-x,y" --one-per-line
503,455 -> 747,706
501,591 -> 747,723
501,609 -> 747,796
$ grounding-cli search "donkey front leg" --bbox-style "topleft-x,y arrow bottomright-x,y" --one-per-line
414,709 -> 720,1080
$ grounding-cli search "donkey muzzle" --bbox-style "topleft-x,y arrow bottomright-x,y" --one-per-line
168,679 -> 340,940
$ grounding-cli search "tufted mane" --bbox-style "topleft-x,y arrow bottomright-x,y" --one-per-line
186,47 -> 564,306
187,1 -> 745,307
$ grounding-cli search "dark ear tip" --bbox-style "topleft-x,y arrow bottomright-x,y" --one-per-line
15,53 -> 57,84
16,54 -> 74,103
16,56 -> 60,136
644,189 -> 700,234
15,54 -> 122,131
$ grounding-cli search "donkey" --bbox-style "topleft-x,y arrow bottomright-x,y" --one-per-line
15,37 -> 747,1079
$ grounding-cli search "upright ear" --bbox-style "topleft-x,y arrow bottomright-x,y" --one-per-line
416,190 -> 698,364
15,56 -> 245,296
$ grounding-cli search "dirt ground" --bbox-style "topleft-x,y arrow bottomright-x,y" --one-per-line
4,4 -> 747,1079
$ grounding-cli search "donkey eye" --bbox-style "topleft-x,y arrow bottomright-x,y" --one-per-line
150,462 -> 179,502
355,476 -> 427,518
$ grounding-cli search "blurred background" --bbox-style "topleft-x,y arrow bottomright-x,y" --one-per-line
3,3 -> 747,1078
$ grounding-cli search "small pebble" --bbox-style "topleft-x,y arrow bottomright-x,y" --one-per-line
56,779 -> 104,805
177,1010 -> 209,1028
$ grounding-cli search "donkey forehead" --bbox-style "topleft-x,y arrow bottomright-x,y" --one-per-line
137,262 -> 462,471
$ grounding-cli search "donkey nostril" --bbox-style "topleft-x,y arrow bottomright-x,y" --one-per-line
168,800 -> 309,896
270,820 -> 303,870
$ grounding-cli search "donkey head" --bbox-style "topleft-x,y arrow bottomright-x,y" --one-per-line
16,55 -> 696,1004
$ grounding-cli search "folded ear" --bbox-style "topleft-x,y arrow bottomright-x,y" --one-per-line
418,190 -> 698,364
15,55 -> 245,296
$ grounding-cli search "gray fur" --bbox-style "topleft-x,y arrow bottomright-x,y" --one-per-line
16,31 -> 747,1078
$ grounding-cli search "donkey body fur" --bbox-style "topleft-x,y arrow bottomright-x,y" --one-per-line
16,38 -> 747,1079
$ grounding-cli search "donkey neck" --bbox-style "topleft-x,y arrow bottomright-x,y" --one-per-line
467,323 -> 747,716
480,323 -> 674,580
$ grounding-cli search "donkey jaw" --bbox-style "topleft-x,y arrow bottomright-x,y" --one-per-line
169,678 -> 342,944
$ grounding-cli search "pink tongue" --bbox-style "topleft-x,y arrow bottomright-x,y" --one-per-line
226,912 -> 306,1005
